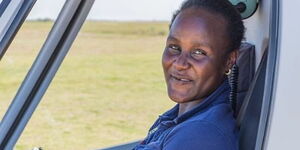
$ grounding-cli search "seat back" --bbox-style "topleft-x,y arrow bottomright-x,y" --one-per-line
233,42 -> 256,116
237,49 -> 268,150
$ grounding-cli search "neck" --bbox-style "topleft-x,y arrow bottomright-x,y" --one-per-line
178,99 -> 203,116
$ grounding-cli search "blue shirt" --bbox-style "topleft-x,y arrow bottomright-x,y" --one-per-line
133,80 -> 239,150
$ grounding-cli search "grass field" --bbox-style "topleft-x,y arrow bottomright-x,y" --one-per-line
0,21 -> 175,150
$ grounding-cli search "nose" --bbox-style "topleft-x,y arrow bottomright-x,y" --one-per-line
173,53 -> 190,71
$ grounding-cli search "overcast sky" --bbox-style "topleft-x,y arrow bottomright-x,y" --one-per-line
27,0 -> 185,21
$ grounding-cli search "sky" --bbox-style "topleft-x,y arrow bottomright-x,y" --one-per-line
27,0 -> 185,21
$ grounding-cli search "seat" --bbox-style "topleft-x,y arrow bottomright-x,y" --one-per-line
234,42 -> 256,116
237,49 -> 268,150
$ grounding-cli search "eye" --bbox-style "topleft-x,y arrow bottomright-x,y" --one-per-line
167,44 -> 181,55
191,49 -> 207,58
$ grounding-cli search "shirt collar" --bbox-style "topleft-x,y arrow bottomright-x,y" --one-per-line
159,79 -> 231,124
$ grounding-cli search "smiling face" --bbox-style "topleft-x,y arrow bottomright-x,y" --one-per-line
162,8 -> 236,104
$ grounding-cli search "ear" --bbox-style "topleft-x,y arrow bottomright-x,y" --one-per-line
226,50 -> 238,70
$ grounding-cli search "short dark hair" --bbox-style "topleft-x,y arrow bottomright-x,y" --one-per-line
170,0 -> 245,52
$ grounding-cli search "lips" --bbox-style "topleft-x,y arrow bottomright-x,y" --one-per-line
170,74 -> 193,83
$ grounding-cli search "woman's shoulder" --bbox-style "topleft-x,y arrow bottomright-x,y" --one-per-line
163,118 -> 238,150
163,104 -> 238,150
177,103 -> 237,136
189,103 -> 236,128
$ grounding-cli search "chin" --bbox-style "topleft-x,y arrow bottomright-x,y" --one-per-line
168,93 -> 191,103
167,87 -> 193,103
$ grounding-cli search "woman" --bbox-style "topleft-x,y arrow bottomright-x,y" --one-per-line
134,0 -> 244,149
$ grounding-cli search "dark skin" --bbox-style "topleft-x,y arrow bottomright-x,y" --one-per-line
162,8 -> 237,116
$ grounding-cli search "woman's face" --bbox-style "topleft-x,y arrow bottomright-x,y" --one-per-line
162,8 -> 235,104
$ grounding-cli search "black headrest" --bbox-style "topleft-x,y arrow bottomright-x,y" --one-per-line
235,42 -> 256,116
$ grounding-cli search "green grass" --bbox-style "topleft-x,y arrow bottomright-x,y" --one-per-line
0,21 -> 174,150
